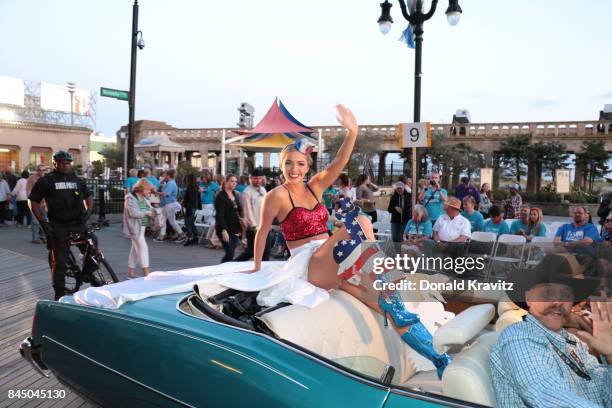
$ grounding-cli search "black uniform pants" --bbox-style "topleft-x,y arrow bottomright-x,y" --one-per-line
48,222 -> 86,300
0,201 -> 7,224
233,228 -> 273,262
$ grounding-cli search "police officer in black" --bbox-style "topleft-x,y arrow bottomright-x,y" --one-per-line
29,151 -> 93,300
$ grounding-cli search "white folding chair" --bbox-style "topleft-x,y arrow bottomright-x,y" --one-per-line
525,236 -> 553,268
486,234 -> 527,280
193,210 -> 211,244
464,232 -> 498,277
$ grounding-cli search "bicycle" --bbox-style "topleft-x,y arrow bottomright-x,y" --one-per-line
48,224 -> 119,294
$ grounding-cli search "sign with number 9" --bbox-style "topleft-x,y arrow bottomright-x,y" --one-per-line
398,122 -> 431,148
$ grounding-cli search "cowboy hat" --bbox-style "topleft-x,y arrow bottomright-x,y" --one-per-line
505,254 -> 599,310
445,197 -> 462,211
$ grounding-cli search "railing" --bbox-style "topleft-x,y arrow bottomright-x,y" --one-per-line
85,179 -> 125,215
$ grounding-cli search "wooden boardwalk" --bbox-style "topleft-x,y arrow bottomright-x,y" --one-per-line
0,222 -> 223,407
0,248 -> 94,408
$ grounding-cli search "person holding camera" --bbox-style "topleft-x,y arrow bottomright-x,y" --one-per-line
418,172 -> 447,226
29,151 -> 93,300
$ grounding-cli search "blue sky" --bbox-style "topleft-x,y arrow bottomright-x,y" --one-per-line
1,0 -> 611,140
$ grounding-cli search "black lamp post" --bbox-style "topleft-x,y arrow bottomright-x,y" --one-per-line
127,0 -> 145,171
377,0 -> 462,207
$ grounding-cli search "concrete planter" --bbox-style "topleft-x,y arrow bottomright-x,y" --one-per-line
529,202 -> 600,217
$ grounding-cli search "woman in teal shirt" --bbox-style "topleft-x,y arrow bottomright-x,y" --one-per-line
402,205 -> 432,256
461,196 -> 484,232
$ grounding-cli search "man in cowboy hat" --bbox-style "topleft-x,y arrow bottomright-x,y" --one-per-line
422,197 -> 471,260
490,254 -> 611,408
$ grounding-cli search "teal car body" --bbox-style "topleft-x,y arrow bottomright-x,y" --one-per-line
22,291 -> 476,407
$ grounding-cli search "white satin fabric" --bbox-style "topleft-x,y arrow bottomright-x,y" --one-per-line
71,239 -> 329,309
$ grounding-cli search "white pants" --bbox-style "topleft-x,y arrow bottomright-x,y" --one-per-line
128,228 -> 149,269
160,203 -> 182,236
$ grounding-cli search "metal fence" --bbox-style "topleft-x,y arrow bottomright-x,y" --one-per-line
85,179 -> 125,215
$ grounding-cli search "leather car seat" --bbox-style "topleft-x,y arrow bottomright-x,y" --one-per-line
259,290 -> 453,384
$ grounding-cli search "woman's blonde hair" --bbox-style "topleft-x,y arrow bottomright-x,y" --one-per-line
413,204 -> 429,221
279,144 -> 313,171
133,178 -> 153,193
528,207 -> 544,236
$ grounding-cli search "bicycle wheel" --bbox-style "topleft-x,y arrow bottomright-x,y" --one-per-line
63,252 -> 83,294
90,258 -> 119,287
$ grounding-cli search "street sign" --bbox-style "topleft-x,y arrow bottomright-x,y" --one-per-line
480,168 -> 493,187
398,122 -> 431,148
556,169 -> 571,194
100,87 -> 129,101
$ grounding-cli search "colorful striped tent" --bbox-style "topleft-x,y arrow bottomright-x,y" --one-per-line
231,98 -> 317,151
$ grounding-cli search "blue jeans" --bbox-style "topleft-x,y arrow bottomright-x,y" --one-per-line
31,216 -> 40,241
220,234 -> 241,263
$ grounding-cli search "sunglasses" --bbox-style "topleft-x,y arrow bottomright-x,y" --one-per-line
605,219 -> 612,223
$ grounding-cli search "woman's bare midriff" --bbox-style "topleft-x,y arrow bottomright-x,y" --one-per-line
286,233 -> 330,251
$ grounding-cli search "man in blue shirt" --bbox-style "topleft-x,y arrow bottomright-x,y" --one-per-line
154,169 -> 185,242
555,206 -> 602,244
123,168 -> 139,193
418,172 -> 447,225
490,254 -> 610,408
482,205 -> 510,236
554,206 -> 602,273
143,168 -> 160,191
461,195 -> 484,232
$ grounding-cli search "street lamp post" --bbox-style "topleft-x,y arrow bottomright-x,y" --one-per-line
119,131 -> 128,178
377,0 -> 462,207
67,82 -> 76,126
127,0 -> 145,171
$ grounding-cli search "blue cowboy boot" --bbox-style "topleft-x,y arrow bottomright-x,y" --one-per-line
378,290 -> 421,327
401,322 -> 452,379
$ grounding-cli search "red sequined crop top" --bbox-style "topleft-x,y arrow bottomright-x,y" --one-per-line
279,184 -> 329,242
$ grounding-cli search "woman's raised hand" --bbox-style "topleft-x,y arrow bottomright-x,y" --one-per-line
336,104 -> 358,134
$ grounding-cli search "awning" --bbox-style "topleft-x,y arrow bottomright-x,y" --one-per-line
231,98 -> 317,151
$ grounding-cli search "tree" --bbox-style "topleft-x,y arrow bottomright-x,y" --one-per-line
91,160 -> 104,178
325,131 -> 384,180
98,144 -> 125,170
176,160 -> 200,183
575,140 -> 610,193
540,141 -> 569,182
498,134 -> 531,183
425,133 -> 483,188
525,141 -> 569,192
453,142 -> 484,179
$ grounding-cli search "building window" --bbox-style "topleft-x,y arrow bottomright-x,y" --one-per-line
0,146 -> 20,171
29,147 -> 53,166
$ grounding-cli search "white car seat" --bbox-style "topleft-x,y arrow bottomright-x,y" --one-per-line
430,304 -> 497,407
259,290 -> 453,384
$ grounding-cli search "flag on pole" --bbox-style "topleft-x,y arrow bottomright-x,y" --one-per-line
399,24 -> 416,49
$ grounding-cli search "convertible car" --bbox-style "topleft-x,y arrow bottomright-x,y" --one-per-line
20,278 -> 524,408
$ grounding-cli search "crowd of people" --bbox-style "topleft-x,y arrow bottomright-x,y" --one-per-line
2,116 -> 611,407
1,164 -> 48,243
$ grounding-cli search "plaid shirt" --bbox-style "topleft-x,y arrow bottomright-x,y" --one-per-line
490,314 -> 611,408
